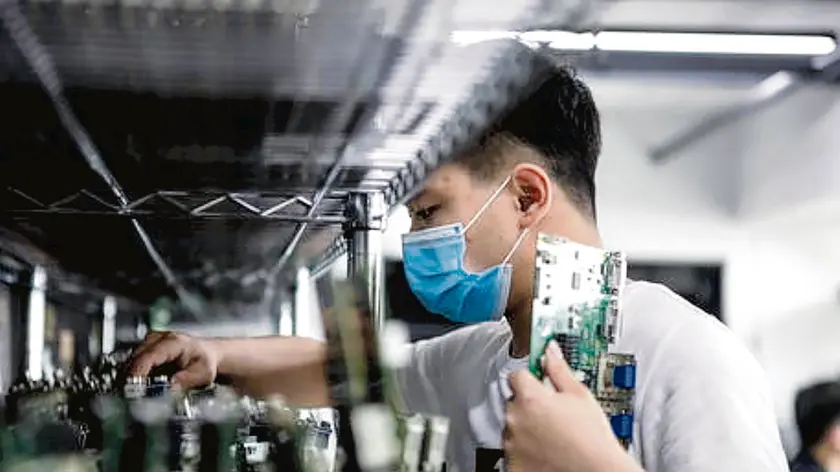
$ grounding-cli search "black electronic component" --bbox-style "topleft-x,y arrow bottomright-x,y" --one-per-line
199,422 -> 237,472
552,334 -> 582,376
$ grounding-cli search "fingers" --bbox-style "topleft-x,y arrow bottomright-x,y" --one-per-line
172,368 -> 210,390
543,340 -> 584,394
507,369 -> 542,398
129,331 -> 169,364
128,335 -> 188,376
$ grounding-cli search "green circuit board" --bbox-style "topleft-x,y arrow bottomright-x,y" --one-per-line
528,233 -> 637,447
528,233 -> 625,383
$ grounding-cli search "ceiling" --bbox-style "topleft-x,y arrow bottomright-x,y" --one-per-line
1,0 -> 838,316
451,0 -> 840,32
596,0 -> 840,31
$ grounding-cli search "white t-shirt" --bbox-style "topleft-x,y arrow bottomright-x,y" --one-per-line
394,281 -> 789,472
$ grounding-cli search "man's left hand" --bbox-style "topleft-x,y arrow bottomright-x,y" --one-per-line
504,341 -> 644,472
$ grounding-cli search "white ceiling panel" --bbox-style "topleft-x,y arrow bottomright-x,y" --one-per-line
598,0 -> 840,31
586,75 -> 756,110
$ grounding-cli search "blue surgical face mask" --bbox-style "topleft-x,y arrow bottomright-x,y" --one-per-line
401,176 -> 530,323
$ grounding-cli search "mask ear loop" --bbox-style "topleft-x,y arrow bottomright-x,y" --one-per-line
462,175 -> 513,234
502,227 -> 530,264
501,183 -> 551,264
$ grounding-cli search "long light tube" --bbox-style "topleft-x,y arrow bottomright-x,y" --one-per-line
26,266 -> 47,381
451,30 -> 837,57
102,295 -> 117,355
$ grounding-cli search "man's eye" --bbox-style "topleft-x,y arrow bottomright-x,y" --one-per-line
415,204 -> 440,221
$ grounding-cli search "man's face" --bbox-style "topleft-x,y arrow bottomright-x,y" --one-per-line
407,162 -> 528,291
828,422 -> 840,452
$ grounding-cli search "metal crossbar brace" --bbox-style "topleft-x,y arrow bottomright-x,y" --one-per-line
0,2 -> 200,307
3,187 -> 346,223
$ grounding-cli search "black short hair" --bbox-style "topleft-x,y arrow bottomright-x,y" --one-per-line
455,47 -> 601,219
795,380 -> 840,449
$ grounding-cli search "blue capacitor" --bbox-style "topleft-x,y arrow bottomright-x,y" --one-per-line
612,364 -> 636,389
610,414 -> 634,440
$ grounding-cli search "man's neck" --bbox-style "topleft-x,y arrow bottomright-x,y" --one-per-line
507,305 -> 532,358
507,212 -> 603,359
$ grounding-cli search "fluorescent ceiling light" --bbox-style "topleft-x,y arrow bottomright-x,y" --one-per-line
521,30 -> 595,51
450,30 -> 518,45
451,30 -> 837,57
597,32 -> 836,56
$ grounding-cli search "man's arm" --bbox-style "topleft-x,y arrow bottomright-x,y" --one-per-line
129,332 -> 331,408
129,325 -> 457,412
211,336 -> 331,407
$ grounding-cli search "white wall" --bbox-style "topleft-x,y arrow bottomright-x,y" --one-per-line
739,85 -> 840,220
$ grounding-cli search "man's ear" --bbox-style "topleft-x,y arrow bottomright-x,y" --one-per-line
510,163 -> 552,228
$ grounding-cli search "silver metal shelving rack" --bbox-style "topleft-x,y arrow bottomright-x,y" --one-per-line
0,0 -> 552,329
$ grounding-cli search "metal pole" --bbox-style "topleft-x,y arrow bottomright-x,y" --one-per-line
279,294 -> 294,337
295,267 -> 312,338
344,192 -> 387,332
649,71 -> 802,162
0,284 -> 12,394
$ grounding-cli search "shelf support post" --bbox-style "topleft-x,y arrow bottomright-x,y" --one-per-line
343,192 -> 387,332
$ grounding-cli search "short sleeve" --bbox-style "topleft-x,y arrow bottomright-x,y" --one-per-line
647,322 -> 789,472
393,337 -> 447,416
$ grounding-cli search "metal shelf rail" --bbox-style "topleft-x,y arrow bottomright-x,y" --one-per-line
3,187 -> 346,224
0,0 -> 556,327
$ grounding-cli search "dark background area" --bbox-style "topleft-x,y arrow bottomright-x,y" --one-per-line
0,246 -> 114,390
384,259 -> 463,341
627,262 -> 724,321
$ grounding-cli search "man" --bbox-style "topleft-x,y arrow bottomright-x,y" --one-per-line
790,381 -> 840,472
128,44 -> 788,472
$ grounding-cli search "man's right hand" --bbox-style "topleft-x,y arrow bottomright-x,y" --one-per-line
128,331 -> 220,390
127,333 -> 330,405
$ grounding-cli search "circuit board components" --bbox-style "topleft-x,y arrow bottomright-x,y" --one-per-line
528,233 -> 637,448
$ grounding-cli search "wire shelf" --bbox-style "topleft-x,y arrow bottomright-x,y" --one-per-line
0,0 -> 553,304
